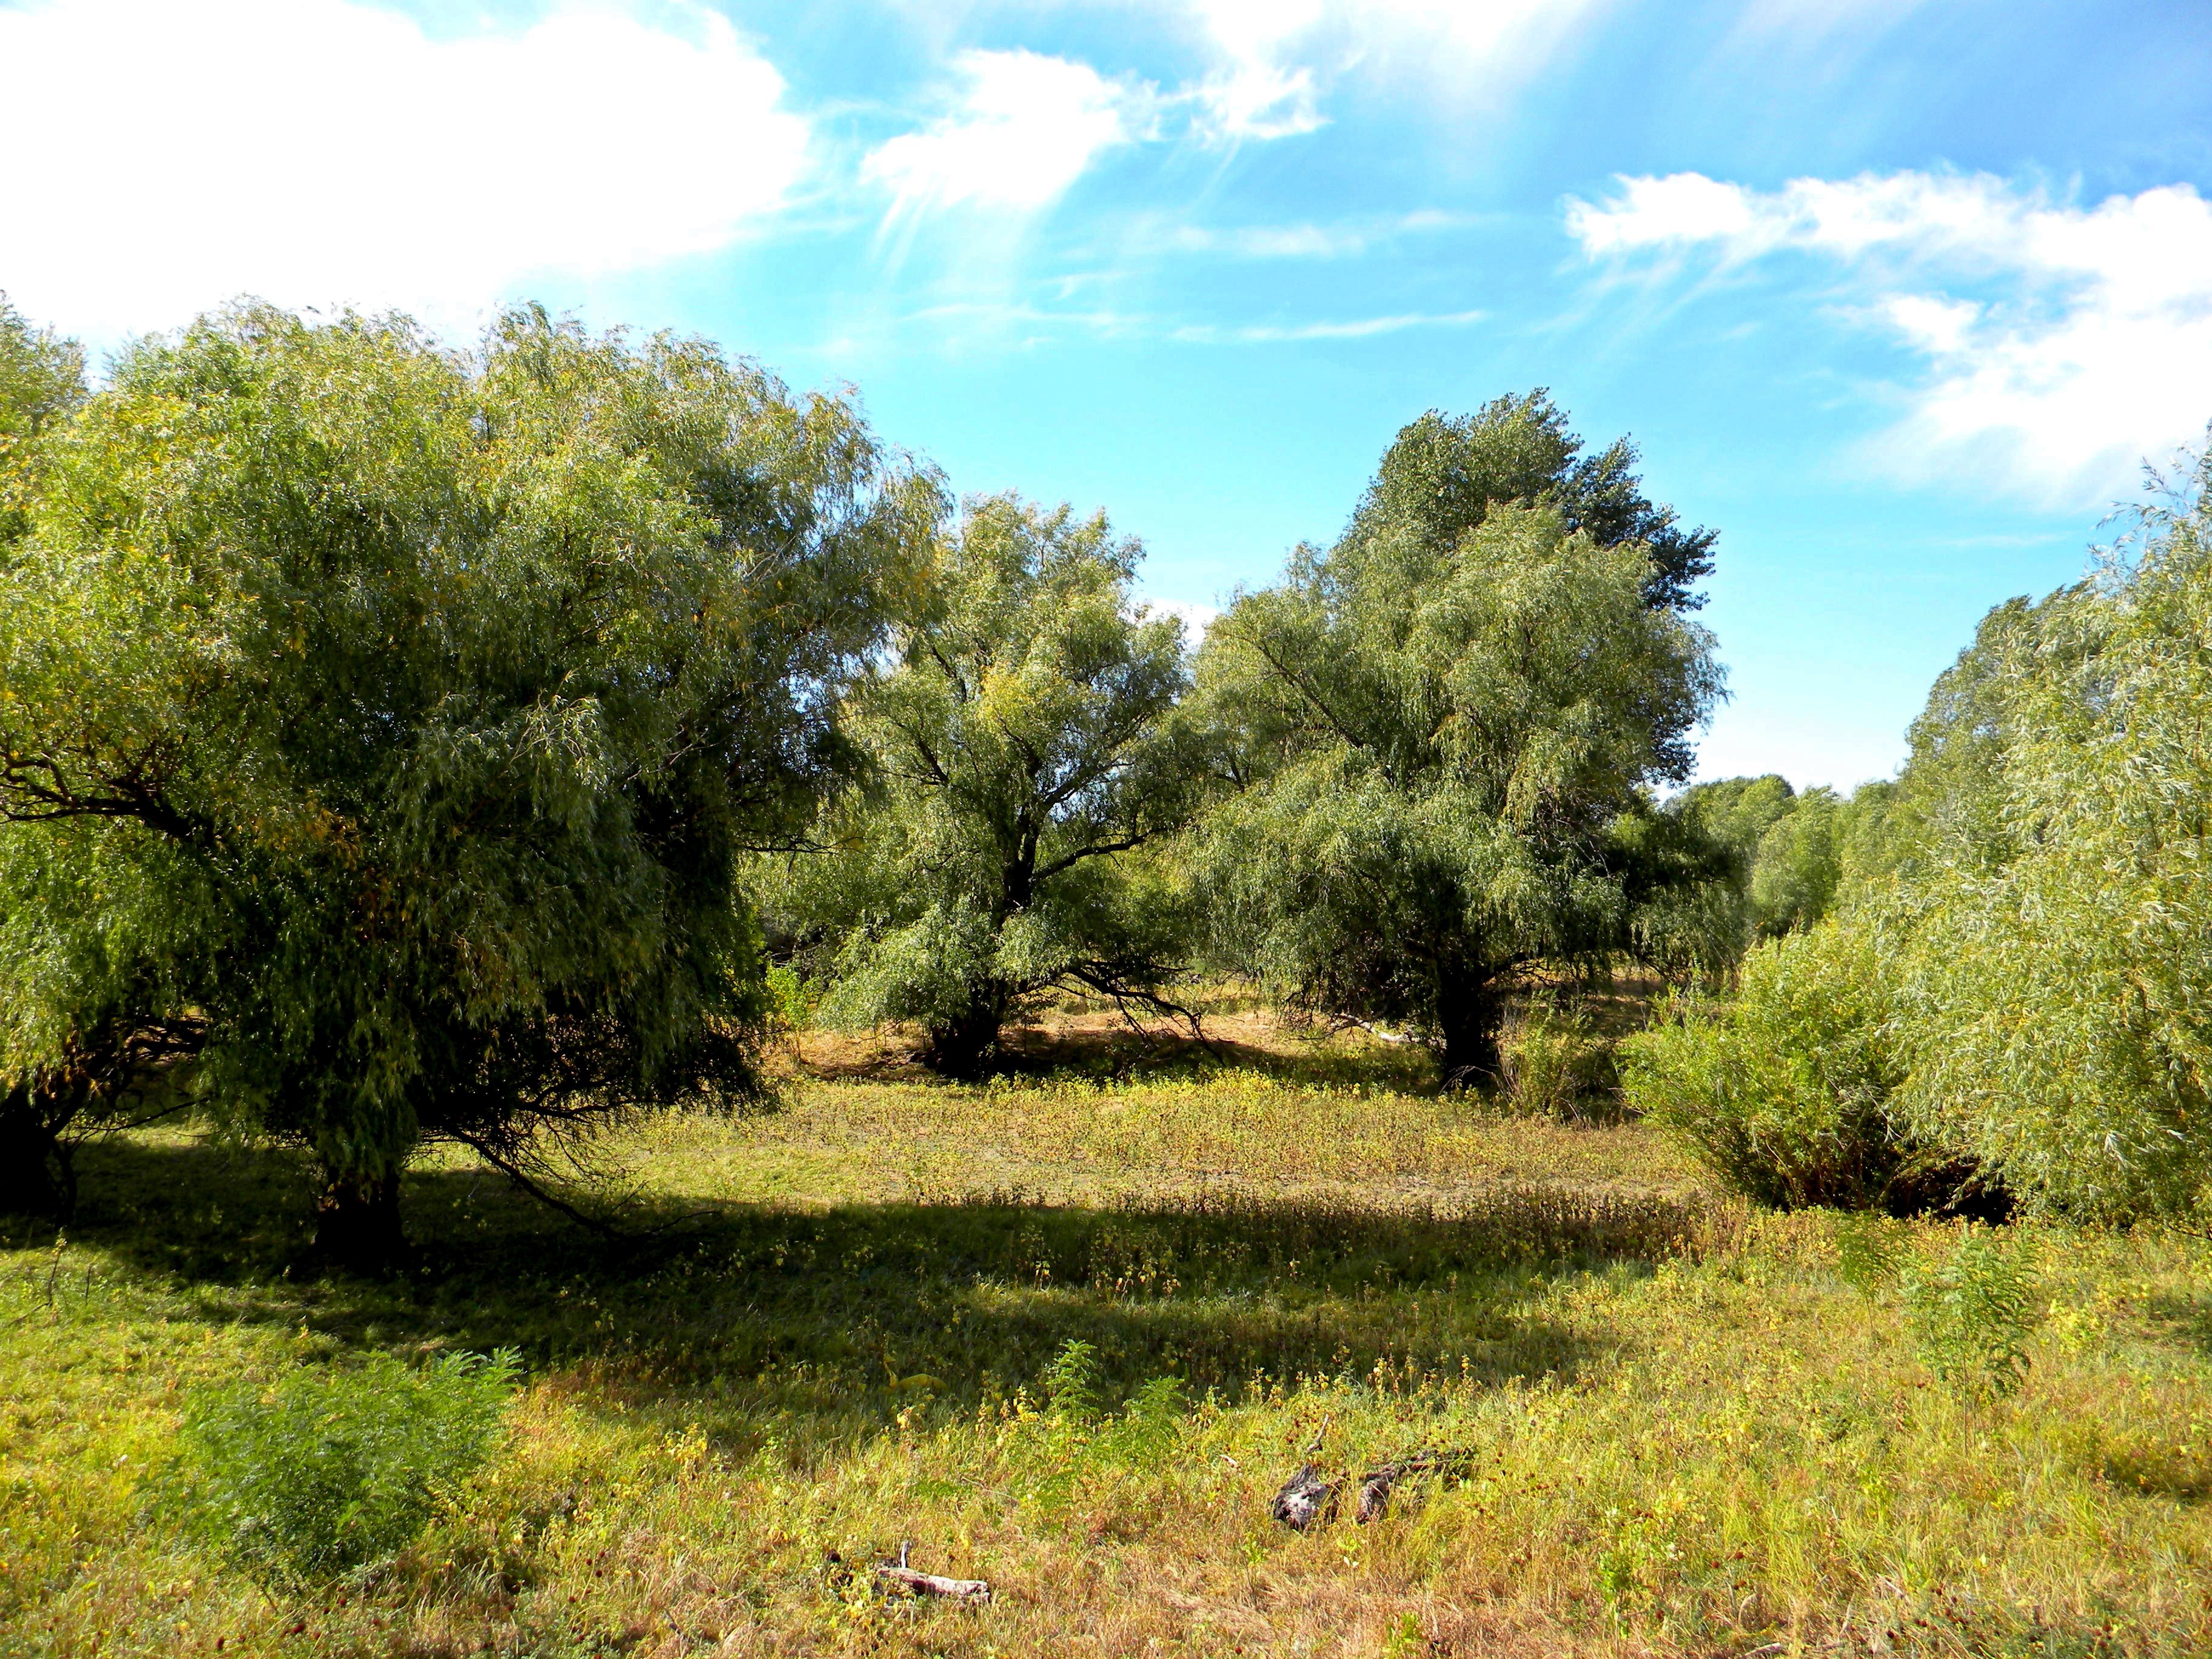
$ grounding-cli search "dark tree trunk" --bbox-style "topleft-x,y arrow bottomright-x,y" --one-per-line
312,1168 -> 406,1271
922,997 -> 1005,1081
0,1090 -> 76,1220
1434,968 -> 1504,1091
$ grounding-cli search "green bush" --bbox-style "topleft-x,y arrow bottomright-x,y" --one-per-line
1622,923 -> 1913,1209
1901,1228 -> 2042,1396
159,1348 -> 520,1587
1501,999 -> 1618,1120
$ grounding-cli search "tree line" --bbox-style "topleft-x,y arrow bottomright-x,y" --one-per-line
1628,453 -> 2212,1227
4,296 -> 2204,1258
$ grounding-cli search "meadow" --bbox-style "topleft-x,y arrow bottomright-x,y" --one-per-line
4,1016 -> 2210,1659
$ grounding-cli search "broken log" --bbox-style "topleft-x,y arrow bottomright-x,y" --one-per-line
876,1542 -> 992,1604
1271,1463 -> 1336,1530
1355,1449 -> 1472,1523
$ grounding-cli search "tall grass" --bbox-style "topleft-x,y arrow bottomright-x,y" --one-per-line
2,1076 -> 2208,1657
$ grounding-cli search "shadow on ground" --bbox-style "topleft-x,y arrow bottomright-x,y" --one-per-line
14,1135 -> 1700,1453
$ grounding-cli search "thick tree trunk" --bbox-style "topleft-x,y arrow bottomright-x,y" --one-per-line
1434,969 -> 1504,1091
922,996 -> 1005,1081
312,1168 -> 406,1271
0,1091 -> 75,1220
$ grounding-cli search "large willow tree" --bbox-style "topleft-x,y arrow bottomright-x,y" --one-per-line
1194,397 -> 1721,1082
0,303 -> 939,1258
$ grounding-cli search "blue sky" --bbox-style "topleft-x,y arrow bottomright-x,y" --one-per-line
5,0 -> 2211,788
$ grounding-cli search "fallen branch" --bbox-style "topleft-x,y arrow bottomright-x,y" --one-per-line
876,1541 -> 992,1605
1275,1443 -> 1473,1529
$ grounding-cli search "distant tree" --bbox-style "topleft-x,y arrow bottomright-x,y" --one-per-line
1748,786 -> 1845,937
0,294 -> 84,546
771,495 -> 1203,1077
0,303 -> 939,1259
1194,452 -> 1721,1083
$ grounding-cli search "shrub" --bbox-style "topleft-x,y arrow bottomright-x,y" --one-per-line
159,1349 -> 520,1587
1500,999 -> 1618,1120
1623,922 -> 1917,1209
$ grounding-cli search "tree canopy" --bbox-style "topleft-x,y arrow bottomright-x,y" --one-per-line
0,303 -> 939,1256
768,495 -> 1202,1076
1195,444 -> 1721,1079
1631,446 -> 2212,1222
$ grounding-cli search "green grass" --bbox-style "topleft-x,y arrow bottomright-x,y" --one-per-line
4,1059 -> 2211,1657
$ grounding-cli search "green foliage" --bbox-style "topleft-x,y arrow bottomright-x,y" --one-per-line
1632,774 -> 1869,982
1831,1212 -> 1909,1294
159,1348 -> 520,1587
1748,785 -> 1845,937
1501,998 -> 1618,1119
1900,1228 -> 2042,1396
0,293 -> 84,548
0,303 -> 938,1247
1195,398 -> 1720,1081
1343,390 -> 1717,620
1042,1336 -> 1103,1424
1858,448 -> 2212,1220
1623,923 -> 1914,1209
770,495 -> 1202,1076
763,964 -> 815,1032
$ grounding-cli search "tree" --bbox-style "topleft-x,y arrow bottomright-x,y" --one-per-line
1195,456 -> 1721,1083
1341,391 -> 1717,615
1880,446 -> 2212,1219
1631,444 -> 2212,1222
0,303 -> 939,1259
769,495 -> 1202,1077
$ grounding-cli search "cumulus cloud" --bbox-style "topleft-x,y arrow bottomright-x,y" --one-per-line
862,50 -> 1145,216
0,0 -> 811,338
1566,170 -> 2212,502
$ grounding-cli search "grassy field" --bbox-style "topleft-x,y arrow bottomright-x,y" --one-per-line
4,1019 -> 2211,1658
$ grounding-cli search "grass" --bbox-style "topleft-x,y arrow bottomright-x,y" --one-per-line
4,1019 -> 2211,1657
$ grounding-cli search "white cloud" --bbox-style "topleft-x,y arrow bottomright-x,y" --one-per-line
862,50 -> 1144,216
0,0 -> 810,338
1567,170 -> 2212,502
1139,595 -> 1221,643
1171,309 -> 1484,343
1160,209 -> 1466,259
1186,0 -> 1612,141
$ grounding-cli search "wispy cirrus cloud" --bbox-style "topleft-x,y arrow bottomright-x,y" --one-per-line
1567,170 -> 2212,502
1185,0 -> 1617,142
0,0 -> 809,337
1171,309 -> 1484,343
1151,209 -> 1466,260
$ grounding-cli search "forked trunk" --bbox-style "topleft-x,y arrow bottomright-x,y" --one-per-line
1434,969 -> 1504,1091
922,997 -> 1005,1081
312,1167 -> 406,1271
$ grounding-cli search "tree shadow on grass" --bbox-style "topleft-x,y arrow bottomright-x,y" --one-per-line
25,1136 -> 1701,1453
793,1014 -> 1444,1094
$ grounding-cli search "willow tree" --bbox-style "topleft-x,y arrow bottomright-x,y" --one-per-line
769,495 -> 1203,1076
0,303 -> 939,1258
0,296 -> 178,1217
1882,447 -> 2212,1219
1194,400 -> 1721,1084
